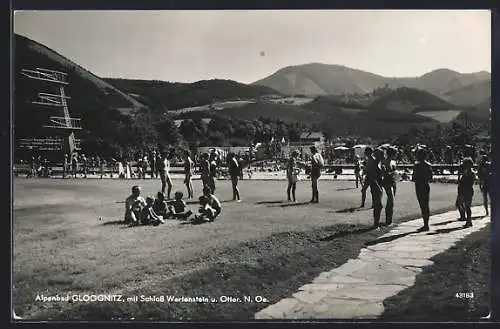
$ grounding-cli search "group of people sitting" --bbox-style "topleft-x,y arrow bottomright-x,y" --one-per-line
123,185 -> 223,226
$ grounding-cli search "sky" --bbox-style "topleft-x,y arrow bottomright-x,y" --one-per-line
13,10 -> 491,84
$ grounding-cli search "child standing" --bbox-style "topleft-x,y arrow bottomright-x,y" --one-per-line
457,158 -> 476,228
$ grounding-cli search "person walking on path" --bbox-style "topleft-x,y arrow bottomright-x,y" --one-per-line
412,148 -> 433,232
381,147 -> 398,226
184,150 -> 195,199
286,150 -> 301,202
370,148 -> 384,229
354,155 -> 362,189
227,152 -> 243,202
309,146 -> 324,203
360,147 -> 374,208
477,154 -> 491,216
457,157 -> 476,228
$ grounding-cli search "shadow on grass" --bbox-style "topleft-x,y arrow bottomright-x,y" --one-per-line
278,202 -> 311,208
332,207 -> 370,213
364,231 -> 416,246
255,200 -> 285,205
318,226 -> 374,241
101,220 -> 127,226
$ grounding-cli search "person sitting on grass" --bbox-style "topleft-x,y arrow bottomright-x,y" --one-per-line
124,185 -> 146,226
193,195 -> 221,223
153,191 -> 169,218
167,191 -> 193,220
140,196 -> 165,226
457,157 -> 476,228
203,186 -> 222,218
193,187 -> 222,223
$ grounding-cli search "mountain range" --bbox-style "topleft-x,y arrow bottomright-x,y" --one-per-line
252,62 -> 490,100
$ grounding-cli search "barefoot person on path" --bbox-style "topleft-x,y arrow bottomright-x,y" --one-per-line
412,148 -> 433,232
381,147 -> 397,226
477,154 -> 491,216
370,148 -> 384,229
360,147 -> 374,208
457,158 -> 476,228
354,155 -> 362,189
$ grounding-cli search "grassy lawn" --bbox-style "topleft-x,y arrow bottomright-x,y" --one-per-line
13,178 -> 483,320
381,225 -> 491,321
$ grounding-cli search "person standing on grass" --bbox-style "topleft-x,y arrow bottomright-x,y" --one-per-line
370,149 -> 384,229
124,185 -> 147,226
286,150 -> 300,202
309,146 -> 324,203
354,155 -> 362,189
81,154 -> 88,178
412,148 -> 433,232
63,153 -> 69,179
227,152 -> 243,202
200,153 -> 211,191
360,147 -> 374,208
208,151 -> 218,194
478,154 -> 491,216
149,150 -> 158,179
158,152 -> 173,199
71,153 -> 78,178
381,147 -> 398,226
99,156 -> 106,179
457,158 -> 476,228
183,150 -> 195,199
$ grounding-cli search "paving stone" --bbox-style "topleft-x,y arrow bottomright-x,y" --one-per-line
380,257 -> 434,267
372,250 -> 439,260
327,284 -> 407,302
329,259 -> 368,276
255,298 -> 303,319
313,299 -> 384,319
299,282 -> 362,292
347,261 -> 417,286
313,274 -> 370,284
292,290 -> 329,304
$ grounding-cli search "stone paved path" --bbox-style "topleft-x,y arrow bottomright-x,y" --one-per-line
255,206 -> 490,320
